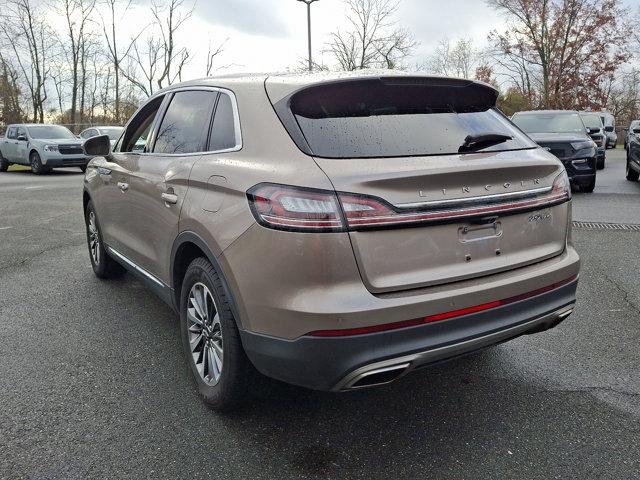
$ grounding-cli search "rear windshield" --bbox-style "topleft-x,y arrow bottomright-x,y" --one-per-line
27,125 -> 76,140
289,80 -> 534,158
513,113 -> 586,134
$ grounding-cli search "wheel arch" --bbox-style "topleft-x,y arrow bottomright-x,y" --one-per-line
171,232 -> 244,329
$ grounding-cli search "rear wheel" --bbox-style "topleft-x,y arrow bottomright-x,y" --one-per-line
30,151 -> 49,175
626,159 -> 639,182
0,152 -> 9,172
180,257 -> 255,411
84,201 -> 125,279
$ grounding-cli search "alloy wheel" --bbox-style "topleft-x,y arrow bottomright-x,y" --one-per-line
88,211 -> 100,265
187,282 -> 223,386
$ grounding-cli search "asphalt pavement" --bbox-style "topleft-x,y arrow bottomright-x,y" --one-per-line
0,151 -> 638,479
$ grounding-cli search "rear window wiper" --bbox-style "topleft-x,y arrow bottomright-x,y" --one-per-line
458,133 -> 513,153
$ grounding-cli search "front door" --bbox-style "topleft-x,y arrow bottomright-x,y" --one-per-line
94,95 -> 166,255
16,127 -> 29,164
123,89 -> 219,284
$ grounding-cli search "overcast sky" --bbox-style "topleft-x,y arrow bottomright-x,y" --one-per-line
74,0 -> 640,80
185,0 -> 506,74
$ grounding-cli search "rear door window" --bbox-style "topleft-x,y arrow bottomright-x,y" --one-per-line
153,90 -> 217,155
286,79 -> 534,158
7,127 -> 16,139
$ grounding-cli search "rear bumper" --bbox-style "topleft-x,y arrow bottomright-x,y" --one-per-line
240,275 -> 579,391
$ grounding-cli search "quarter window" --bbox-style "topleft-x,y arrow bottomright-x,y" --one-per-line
7,127 -> 17,139
154,90 -> 217,154
208,93 -> 238,152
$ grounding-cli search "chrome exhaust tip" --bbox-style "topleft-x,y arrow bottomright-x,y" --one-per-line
342,363 -> 411,391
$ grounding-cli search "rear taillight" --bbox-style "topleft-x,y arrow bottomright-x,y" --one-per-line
247,184 -> 344,232
247,177 -> 571,233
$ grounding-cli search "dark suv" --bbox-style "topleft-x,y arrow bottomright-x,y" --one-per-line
626,120 -> 640,182
512,110 -> 597,192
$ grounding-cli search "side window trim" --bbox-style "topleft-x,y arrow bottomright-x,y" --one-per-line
146,93 -> 174,154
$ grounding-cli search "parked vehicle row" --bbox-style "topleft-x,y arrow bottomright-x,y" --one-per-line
511,110 -> 598,192
81,73 -> 580,410
0,124 -> 123,174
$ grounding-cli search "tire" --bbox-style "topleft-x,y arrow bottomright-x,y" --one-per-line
626,160 -> 640,182
30,151 -> 49,175
179,257 -> 255,411
582,176 -> 596,193
84,200 -> 125,279
0,152 -> 8,172
597,157 -> 605,170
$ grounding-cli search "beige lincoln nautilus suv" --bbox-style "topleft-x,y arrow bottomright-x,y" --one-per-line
82,72 -> 580,410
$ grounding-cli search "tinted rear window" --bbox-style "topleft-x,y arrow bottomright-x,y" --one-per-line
289,80 -> 534,158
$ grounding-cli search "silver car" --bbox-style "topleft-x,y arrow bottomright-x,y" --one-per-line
0,124 -> 91,174
79,126 -> 124,149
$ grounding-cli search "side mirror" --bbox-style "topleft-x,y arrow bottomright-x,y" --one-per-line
17,135 -> 27,141
587,127 -> 600,135
83,134 -> 111,157
633,128 -> 640,134
604,126 -> 614,133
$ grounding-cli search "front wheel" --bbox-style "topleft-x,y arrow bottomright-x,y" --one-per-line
626,161 -> 639,182
180,257 -> 255,411
0,153 -> 9,172
582,176 -> 596,193
30,151 -> 48,175
597,157 -> 605,170
84,201 -> 125,279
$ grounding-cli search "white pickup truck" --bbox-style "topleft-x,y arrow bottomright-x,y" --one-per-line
0,124 -> 91,174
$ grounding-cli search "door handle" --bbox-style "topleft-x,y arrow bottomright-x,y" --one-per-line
161,192 -> 178,205
117,182 -> 129,192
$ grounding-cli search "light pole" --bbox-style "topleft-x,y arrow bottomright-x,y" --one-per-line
298,0 -> 319,72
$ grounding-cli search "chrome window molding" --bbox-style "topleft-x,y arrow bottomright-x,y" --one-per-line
114,85 -> 243,158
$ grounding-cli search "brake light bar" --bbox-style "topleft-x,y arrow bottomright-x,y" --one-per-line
246,173 -> 571,233
306,275 -> 578,337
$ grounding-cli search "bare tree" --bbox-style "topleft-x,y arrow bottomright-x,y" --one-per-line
102,0 -> 139,122
428,38 -> 477,78
328,0 -> 416,70
487,0 -> 632,110
124,0 -> 194,97
0,53 -> 24,124
58,0 -> 96,125
205,37 -> 228,76
0,0 -> 54,122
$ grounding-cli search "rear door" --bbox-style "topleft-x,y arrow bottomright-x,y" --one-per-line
122,88 -> 219,284
272,78 -> 570,293
2,127 -> 18,162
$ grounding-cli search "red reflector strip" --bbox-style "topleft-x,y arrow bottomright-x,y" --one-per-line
306,275 -> 578,337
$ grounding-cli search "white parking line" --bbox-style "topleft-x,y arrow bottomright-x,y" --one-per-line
25,186 -> 43,190
0,226 -> 13,230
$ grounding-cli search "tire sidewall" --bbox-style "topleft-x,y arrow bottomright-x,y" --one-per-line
30,151 -> 43,174
179,260 -> 240,405
84,201 -> 107,276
